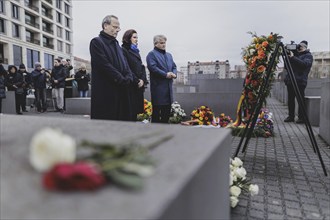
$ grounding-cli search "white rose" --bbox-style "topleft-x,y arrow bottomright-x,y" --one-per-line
230,196 -> 239,208
234,167 -> 247,179
230,185 -> 241,197
249,184 -> 259,196
249,49 -> 255,55
232,157 -> 243,167
173,113 -> 177,117
29,127 -> 76,172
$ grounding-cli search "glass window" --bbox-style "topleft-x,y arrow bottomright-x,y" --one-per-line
44,53 -> 54,70
56,12 -> 61,23
65,17 -> 70,28
0,18 -> 5,33
65,30 -> 70,41
27,48 -> 40,68
57,26 -> 62,37
57,40 -> 63,52
64,3 -> 70,15
0,0 -> 5,13
66,43 -> 71,54
12,23 -> 20,38
13,45 -> 22,66
56,0 -> 61,9
12,3 -> 19,19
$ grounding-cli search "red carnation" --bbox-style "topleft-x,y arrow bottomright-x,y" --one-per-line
43,162 -> 106,191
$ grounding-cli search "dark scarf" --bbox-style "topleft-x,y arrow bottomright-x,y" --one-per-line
154,47 -> 166,54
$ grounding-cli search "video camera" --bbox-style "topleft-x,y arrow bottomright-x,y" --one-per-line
285,41 -> 302,52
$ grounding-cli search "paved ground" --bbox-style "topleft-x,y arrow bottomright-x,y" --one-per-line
5,97 -> 330,219
231,98 -> 330,220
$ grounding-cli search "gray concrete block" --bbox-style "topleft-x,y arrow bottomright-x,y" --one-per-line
319,81 -> 330,144
65,97 -> 91,115
305,96 -> 321,126
0,114 -> 231,219
2,91 -> 16,114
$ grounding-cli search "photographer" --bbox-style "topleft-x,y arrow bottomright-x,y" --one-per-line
284,40 -> 313,124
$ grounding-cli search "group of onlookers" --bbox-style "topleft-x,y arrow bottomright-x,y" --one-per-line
0,58 -> 90,114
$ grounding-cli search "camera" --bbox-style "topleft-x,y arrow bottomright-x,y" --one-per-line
285,41 -> 302,52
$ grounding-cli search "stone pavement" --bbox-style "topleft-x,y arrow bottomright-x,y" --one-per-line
231,97 -> 330,220
3,97 -> 329,219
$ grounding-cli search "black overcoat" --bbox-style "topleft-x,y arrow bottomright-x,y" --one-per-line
89,31 -> 133,120
122,44 -> 148,116
75,70 -> 90,91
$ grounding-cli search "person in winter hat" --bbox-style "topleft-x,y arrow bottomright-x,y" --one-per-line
284,40 -> 313,124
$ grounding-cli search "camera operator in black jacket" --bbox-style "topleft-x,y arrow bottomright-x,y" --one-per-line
284,40 -> 313,124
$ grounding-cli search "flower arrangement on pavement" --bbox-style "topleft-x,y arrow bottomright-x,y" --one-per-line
187,106 -> 215,125
30,127 -> 172,191
217,113 -> 233,127
230,157 -> 259,208
137,99 -> 152,122
169,101 -> 187,124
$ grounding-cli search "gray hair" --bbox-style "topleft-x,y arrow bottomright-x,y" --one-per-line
153,35 -> 167,45
102,15 -> 118,29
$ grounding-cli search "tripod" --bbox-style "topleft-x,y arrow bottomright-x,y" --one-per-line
233,40 -> 328,176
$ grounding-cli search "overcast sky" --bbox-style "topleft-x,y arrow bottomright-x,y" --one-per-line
72,0 -> 330,69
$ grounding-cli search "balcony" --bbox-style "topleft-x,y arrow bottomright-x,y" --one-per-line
44,0 -> 52,5
43,43 -> 54,49
42,27 -> 54,34
25,20 -> 40,29
25,3 -> 39,13
26,37 -> 40,45
42,11 -> 53,20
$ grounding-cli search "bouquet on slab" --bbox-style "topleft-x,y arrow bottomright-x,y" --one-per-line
137,99 -> 152,122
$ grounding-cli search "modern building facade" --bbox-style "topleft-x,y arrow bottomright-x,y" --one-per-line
187,60 -> 230,79
310,51 -> 330,78
0,0 -> 73,70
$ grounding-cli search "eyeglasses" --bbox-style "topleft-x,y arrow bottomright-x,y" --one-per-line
110,24 -> 121,30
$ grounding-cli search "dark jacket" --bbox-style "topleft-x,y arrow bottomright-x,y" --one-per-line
146,47 -> 177,105
122,43 -> 148,115
32,69 -> 47,89
285,50 -> 313,87
17,69 -> 32,90
74,70 -> 90,91
0,64 -> 6,99
89,31 -> 133,120
51,65 -> 66,88
5,65 -> 24,91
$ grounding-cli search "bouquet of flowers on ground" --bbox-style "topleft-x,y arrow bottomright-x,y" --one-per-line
189,106 -> 215,125
254,108 -> 274,137
169,101 -> 186,124
218,113 -> 233,127
230,157 -> 259,208
137,99 -> 152,121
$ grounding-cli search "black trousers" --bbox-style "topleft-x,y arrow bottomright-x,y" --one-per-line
15,93 -> 25,113
0,98 -> 2,113
35,88 -> 47,112
286,83 -> 306,120
152,104 -> 171,123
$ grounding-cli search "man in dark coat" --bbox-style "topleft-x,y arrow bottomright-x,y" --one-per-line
284,40 -> 313,124
32,62 -> 48,113
5,65 -> 25,114
89,15 -> 133,121
146,34 -> 177,123
51,58 -> 66,113
17,63 -> 31,112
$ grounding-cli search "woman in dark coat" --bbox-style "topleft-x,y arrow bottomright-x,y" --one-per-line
122,29 -> 148,120
89,15 -> 133,121
5,65 -> 25,114
74,63 -> 90,97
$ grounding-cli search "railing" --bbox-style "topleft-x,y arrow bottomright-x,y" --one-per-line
42,12 -> 53,19
25,3 -> 39,12
45,0 -> 52,5
25,20 -> 40,29
42,27 -> 54,34
26,37 -> 40,45
43,43 -> 54,49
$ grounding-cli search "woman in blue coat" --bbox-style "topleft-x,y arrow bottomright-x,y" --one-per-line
146,34 -> 177,123
122,29 -> 148,120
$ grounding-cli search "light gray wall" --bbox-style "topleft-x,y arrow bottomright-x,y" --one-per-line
320,81 -> 330,144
